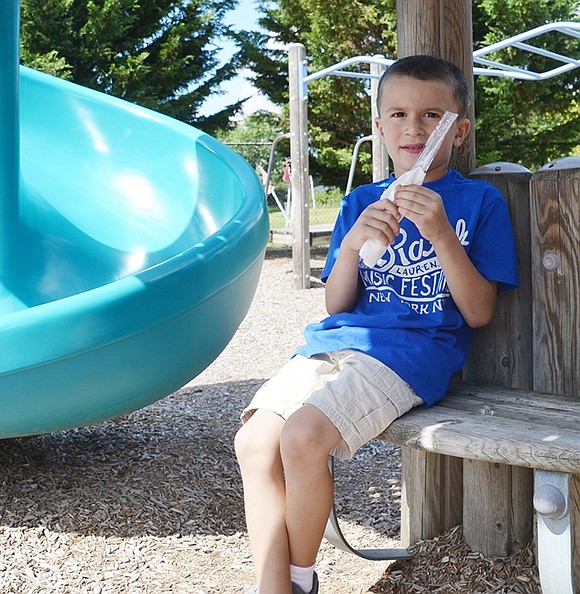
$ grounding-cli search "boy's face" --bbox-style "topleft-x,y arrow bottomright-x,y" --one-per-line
375,75 -> 470,182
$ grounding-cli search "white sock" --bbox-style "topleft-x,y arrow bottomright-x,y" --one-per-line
290,563 -> 316,593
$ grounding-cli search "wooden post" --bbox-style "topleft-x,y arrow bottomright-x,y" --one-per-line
460,163 -> 535,556
530,157 -> 580,589
396,0 -> 475,174
530,158 -> 580,397
370,59 -> 389,183
464,165 -> 534,389
401,448 -> 463,547
574,474 -> 580,590
288,44 -> 310,289
396,0 -> 476,547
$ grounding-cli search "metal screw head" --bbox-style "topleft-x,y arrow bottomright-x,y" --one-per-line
542,252 -> 560,271
533,484 -> 568,519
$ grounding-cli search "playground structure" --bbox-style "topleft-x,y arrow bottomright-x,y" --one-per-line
246,134 -> 334,247
0,1 -> 269,437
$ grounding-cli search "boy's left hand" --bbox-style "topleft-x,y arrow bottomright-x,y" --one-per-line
393,184 -> 454,245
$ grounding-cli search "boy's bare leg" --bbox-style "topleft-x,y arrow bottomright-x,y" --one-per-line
281,404 -> 342,568
235,409 -> 293,594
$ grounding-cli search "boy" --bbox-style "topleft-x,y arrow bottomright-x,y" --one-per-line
235,55 -> 519,594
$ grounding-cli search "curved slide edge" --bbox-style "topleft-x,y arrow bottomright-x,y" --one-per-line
0,68 -> 269,438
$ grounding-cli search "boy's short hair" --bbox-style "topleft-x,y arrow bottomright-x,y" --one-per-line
377,55 -> 471,117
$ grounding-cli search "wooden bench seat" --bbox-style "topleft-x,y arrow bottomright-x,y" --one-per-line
383,382 -> 580,473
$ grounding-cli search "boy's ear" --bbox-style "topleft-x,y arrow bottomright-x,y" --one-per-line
453,118 -> 471,147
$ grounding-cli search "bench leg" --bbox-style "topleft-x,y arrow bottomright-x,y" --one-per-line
534,469 -> 575,594
323,457 -> 412,561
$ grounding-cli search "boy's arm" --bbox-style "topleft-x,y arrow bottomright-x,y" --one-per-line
324,247 -> 360,315
432,231 -> 497,328
395,184 -> 497,328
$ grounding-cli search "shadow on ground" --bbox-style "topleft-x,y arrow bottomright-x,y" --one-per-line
0,380 -> 262,539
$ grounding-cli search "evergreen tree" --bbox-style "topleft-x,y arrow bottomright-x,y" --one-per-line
216,110 -> 287,175
20,0 -> 244,134
236,0 -> 398,187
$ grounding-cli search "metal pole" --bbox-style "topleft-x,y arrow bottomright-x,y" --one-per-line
370,57 -> 389,182
288,44 -> 310,289
0,0 -> 19,280
345,135 -> 372,195
265,132 -> 291,194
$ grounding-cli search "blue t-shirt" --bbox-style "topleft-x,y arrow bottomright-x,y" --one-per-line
296,170 -> 519,406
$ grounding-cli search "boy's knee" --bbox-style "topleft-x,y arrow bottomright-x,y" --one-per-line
234,416 -> 281,468
280,416 -> 329,464
234,422 -> 257,463
280,422 -> 306,459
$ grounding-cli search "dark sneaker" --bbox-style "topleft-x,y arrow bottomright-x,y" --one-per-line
292,571 -> 319,594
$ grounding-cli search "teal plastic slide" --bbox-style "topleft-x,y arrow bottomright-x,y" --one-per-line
0,4 -> 269,438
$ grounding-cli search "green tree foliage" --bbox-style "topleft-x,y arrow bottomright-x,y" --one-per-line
239,0 -> 579,184
20,0 -> 244,134
218,109 -> 298,228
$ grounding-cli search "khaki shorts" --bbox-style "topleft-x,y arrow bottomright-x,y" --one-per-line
241,350 -> 423,459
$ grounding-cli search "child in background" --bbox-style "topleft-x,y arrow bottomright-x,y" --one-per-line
235,54 -> 519,594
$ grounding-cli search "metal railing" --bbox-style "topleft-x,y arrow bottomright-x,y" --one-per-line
300,22 -> 580,100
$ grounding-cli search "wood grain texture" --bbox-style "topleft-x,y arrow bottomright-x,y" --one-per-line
466,169 -> 533,389
573,473 -> 579,590
530,165 -> 579,589
530,166 -> 580,396
395,0 -> 475,173
463,460 -> 511,556
400,448 -> 462,547
382,383 -> 580,472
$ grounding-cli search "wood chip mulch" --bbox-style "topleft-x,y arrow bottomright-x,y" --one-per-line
371,525 -> 540,594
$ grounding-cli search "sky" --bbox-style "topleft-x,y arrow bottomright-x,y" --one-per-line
199,0 -> 278,117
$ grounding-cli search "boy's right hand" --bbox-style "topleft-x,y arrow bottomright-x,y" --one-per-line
342,200 -> 401,254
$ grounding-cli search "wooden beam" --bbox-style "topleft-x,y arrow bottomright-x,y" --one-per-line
395,0 -> 475,174
370,59 -> 390,182
530,160 -> 580,590
466,165 -> 534,390
400,448 -> 462,546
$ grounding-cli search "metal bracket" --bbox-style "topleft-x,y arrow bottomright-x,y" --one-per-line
324,457 -> 412,561
534,469 -> 575,594
299,59 -> 308,103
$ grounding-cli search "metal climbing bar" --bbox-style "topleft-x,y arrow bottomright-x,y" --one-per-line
473,21 -> 580,80
300,22 -> 580,100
